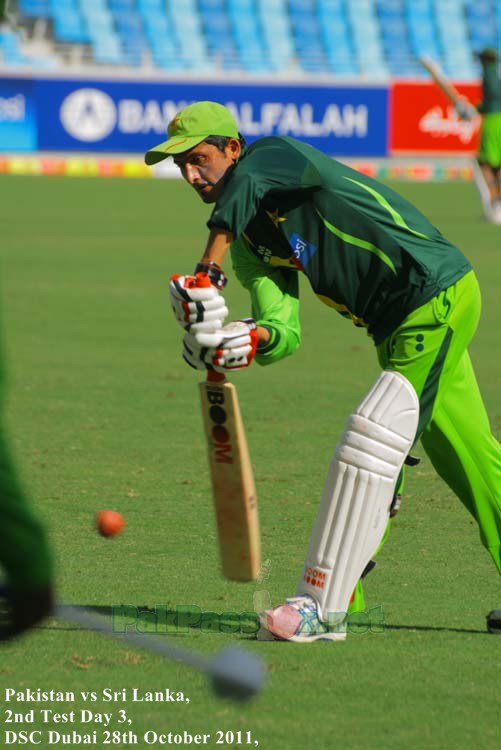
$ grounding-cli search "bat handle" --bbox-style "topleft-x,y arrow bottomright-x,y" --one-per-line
206,369 -> 226,383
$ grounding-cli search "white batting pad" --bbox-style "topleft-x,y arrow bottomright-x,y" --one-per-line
298,370 -> 419,621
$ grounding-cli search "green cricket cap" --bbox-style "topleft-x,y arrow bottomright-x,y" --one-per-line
145,101 -> 239,165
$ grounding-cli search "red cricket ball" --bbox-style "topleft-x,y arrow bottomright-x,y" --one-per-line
95,509 -> 126,538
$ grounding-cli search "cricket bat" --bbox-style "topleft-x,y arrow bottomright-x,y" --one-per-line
199,369 -> 261,581
419,55 -> 476,117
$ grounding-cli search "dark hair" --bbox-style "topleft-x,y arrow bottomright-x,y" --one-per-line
204,134 -> 247,151
477,47 -> 498,63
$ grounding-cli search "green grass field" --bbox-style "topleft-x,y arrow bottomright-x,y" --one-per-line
1,174 -> 500,750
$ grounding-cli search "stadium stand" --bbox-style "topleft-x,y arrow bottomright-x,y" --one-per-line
2,0 -> 500,78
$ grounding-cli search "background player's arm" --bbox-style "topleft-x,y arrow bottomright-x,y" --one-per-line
231,237 -> 301,365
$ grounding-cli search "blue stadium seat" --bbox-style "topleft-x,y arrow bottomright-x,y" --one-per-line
0,29 -> 25,64
381,18 -> 408,42
324,36 -> 356,69
201,12 -> 232,37
321,16 -> 351,45
288,0 -> 317,12
91,33 -> 126,65
115,12 -> 143,39
136,0 -> 164,9
143,10 -> 171,34
81,7 -> 115,33
48,0 -> 78,10
168,0 -> 197,9
408,22 -> 441,60
53,8 -> 90,44
264,0 -> 287,9
289,12 -> 321,37
79,0 -> 107,10
229,9 -> 259,34
260,9 -> 293,71
147,28 -> 183,69
405,3 -> 433,24
464,0 -> 492,19
377,0 -> 404,21
171,6 -> 199,25
199,0 -> 226,10
109,0 -> 135,9
318,0 -> 346,11
238,41 -> 269,73
19,0 -> 50,17
228,0 -> 255,12
114,13 -> 146,66
469,25 -> 497,54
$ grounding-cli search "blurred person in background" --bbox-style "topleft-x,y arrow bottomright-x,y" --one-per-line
472,47 -> 501,223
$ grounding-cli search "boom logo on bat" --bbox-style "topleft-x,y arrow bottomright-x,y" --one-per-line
206,387 -> 233,464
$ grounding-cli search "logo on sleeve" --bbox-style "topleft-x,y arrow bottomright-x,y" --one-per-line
289,233 -> 317,269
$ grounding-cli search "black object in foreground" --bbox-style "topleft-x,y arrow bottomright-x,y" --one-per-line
486,609 -> 501,634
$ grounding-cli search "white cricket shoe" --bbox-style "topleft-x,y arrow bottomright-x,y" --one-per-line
258,595 -> 346,642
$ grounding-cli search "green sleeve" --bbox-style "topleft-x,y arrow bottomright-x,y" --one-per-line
478,63 -> 501,114
230,236 -> 301,366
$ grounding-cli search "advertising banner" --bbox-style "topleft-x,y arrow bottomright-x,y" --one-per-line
390,81 -> 482,153
33,78 -> 389,156
0,78 -> 37,151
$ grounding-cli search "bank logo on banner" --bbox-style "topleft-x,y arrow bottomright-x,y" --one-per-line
0,79 -> 36,151
36,80 -> 388,155
419,104 -> 480,145
60,88 -> 116,142
390,82 -> 482,153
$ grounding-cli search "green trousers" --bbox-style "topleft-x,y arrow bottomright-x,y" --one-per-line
378,268 -> 501,571
350,270 -> 501,613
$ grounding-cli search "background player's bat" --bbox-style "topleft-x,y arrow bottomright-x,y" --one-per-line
419,55 -> 476,117
199,369 -> 261,581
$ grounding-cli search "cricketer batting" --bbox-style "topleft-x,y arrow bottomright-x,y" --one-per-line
146,101 -> 501,642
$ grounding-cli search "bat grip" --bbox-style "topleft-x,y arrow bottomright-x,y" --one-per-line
206,369 -> 226,383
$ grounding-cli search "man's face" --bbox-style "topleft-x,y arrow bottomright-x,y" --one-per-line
173,139 -> 241,203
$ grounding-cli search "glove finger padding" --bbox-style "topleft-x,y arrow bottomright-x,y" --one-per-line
170,273 -> 228,333
183,319 -> 259,372
182,333 -> 210,370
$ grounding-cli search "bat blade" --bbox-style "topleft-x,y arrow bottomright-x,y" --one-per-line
199,371 -> 261,581
419,54 -> 463,105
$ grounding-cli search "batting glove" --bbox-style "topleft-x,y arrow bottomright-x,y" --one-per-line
183,319 -> 259,372
454,98 -> 476,121
169,272 -> 229,334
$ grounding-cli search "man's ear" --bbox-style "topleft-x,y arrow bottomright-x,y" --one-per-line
226,138 -> 242,162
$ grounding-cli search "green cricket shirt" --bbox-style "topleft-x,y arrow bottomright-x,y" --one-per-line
477,60 -> 501,114
207,137 -> 471,362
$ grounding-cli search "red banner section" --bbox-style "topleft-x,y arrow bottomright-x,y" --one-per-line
390,81 -> 482,154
